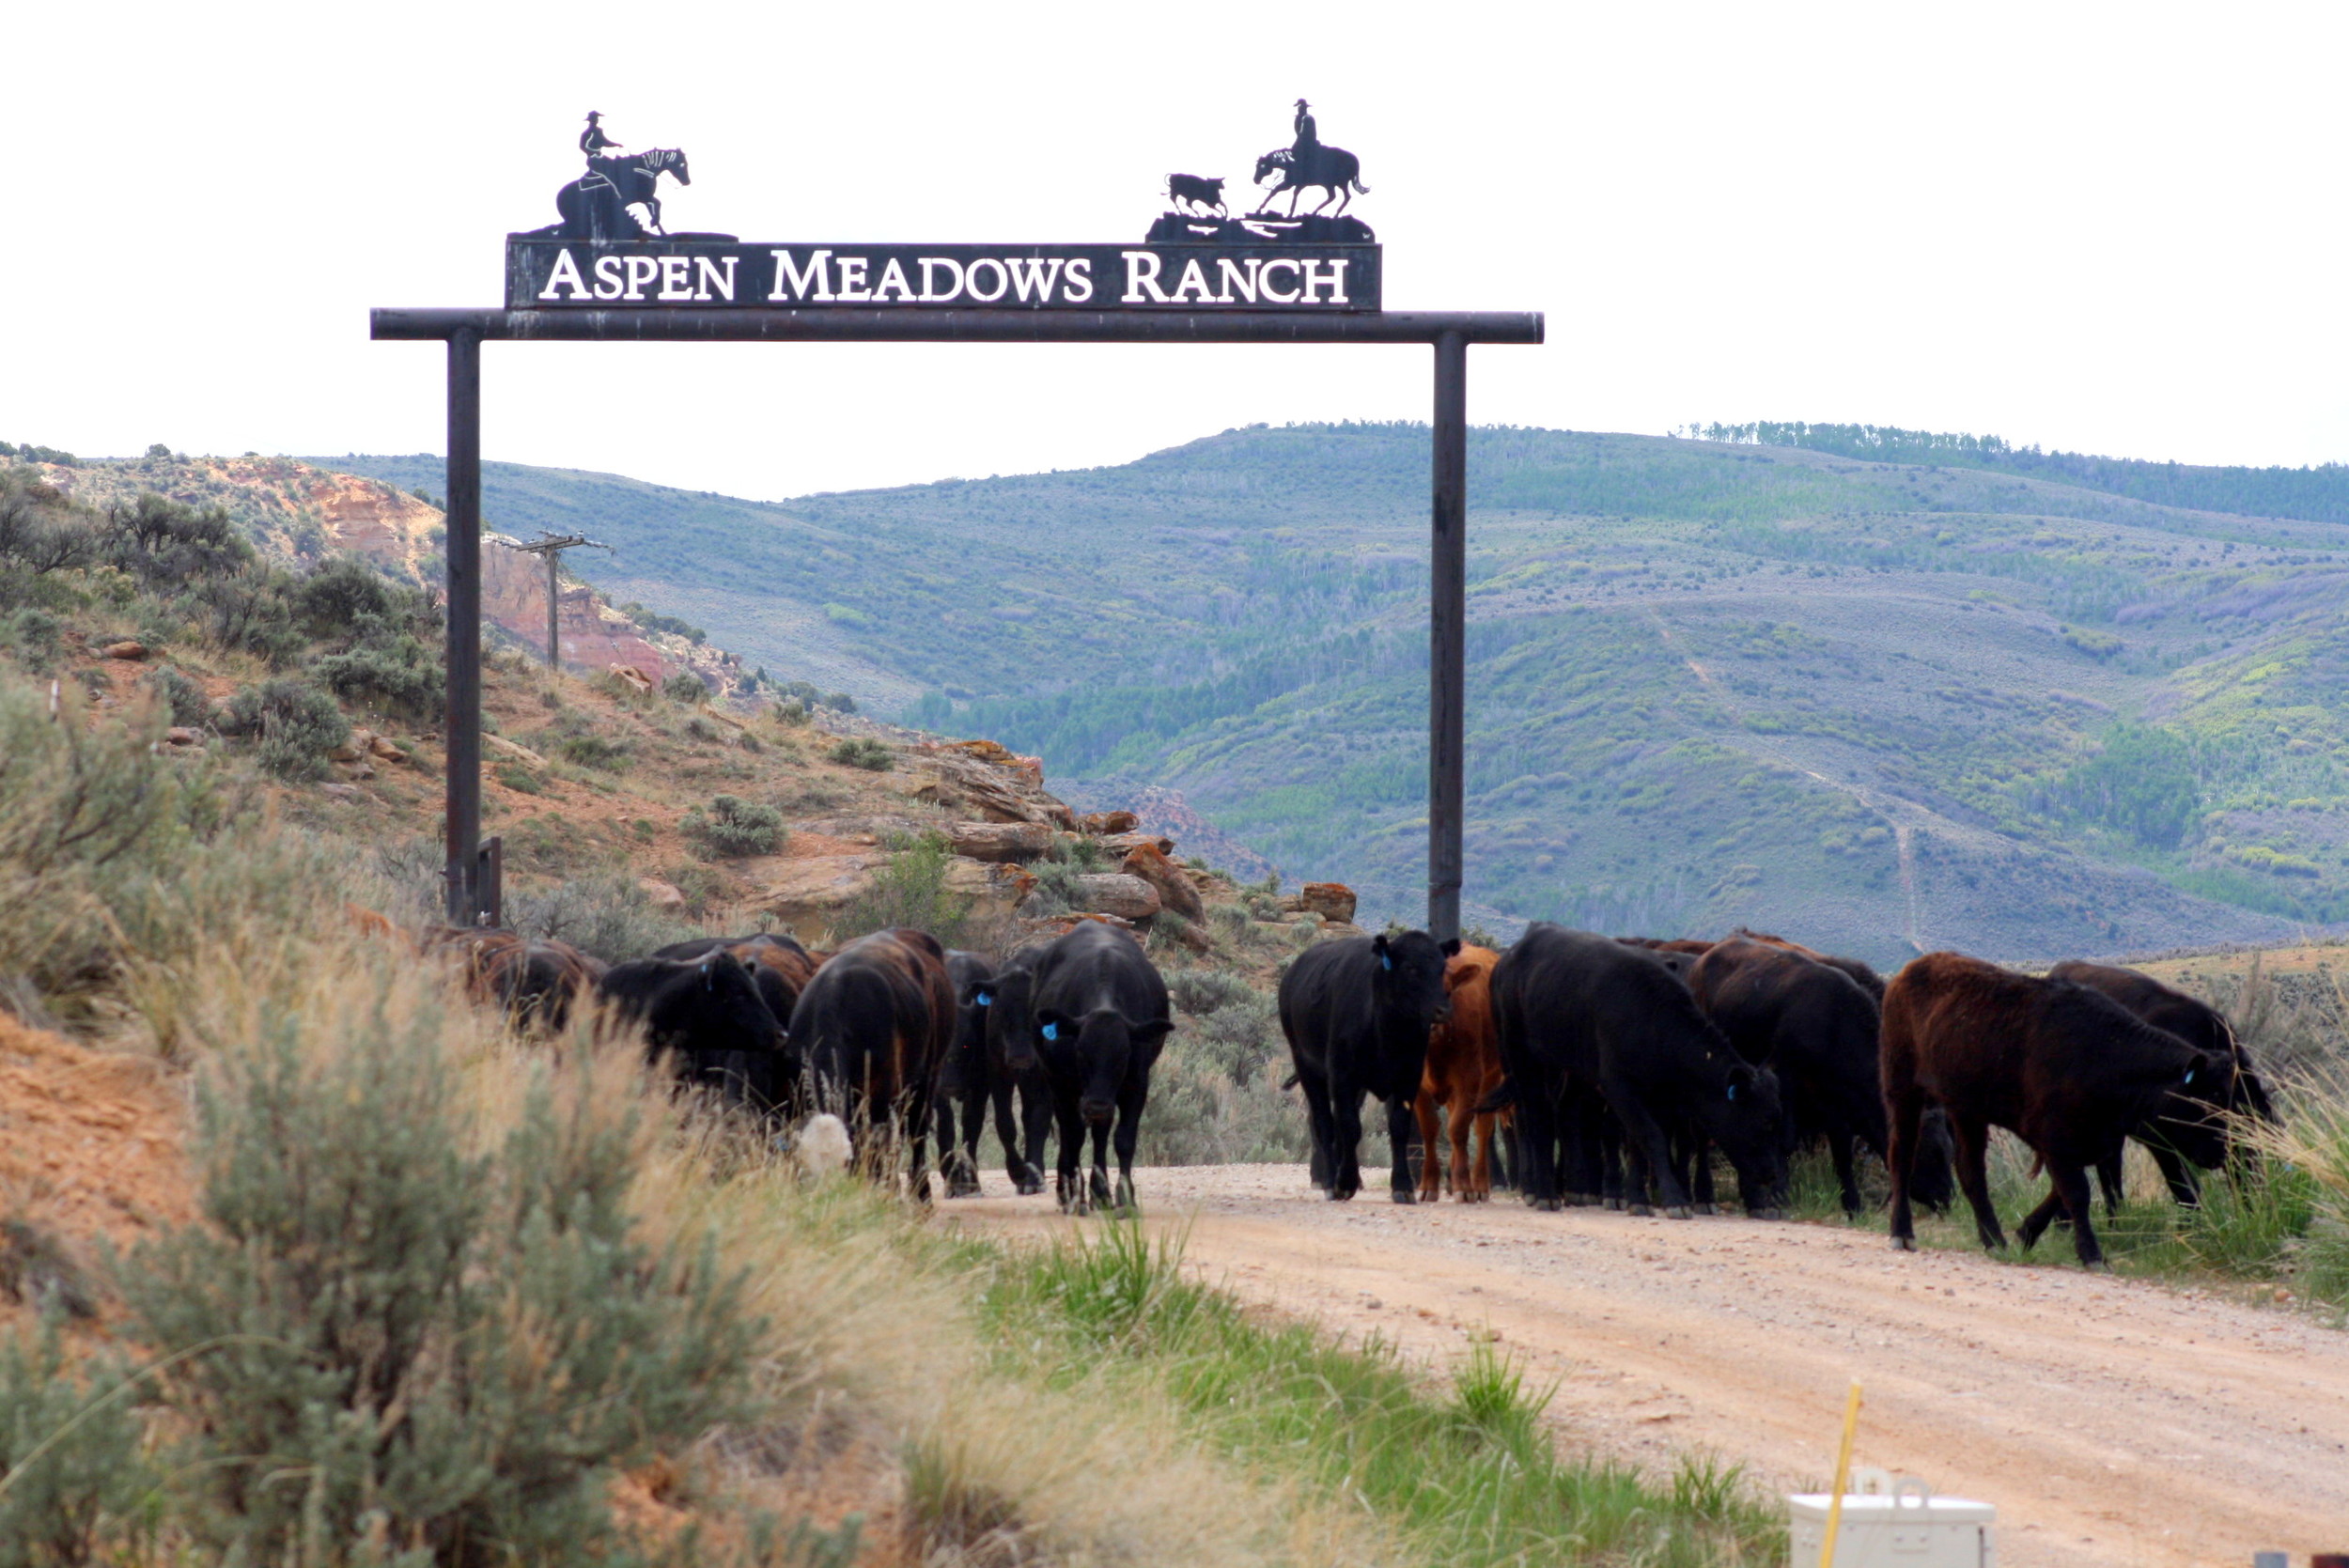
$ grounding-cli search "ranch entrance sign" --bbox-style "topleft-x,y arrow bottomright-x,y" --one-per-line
377,104 -> 1539,939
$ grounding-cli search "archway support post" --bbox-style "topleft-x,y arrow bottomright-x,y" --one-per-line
1428,329 -> 1467,944
443,328 -> 484,925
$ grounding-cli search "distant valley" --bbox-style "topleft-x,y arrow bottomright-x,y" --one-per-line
322,426 -> 2349,967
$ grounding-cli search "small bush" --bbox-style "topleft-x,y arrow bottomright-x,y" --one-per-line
1023,858 -> 1085,918
663,672 -> 710,705
826,691 -> 858,714
118,986 -> 759,1564
830,737 -> 894,772
105,494 -> 249,588
312,639 -> 441,722
0,1325 -> 156,1567
683,794 -> 786,860
835,831 -> 973,947
684,713 -> 724,743
495,762 -> 547,795
557,733 -> 633,770
775,699 -> 810,727
1168,968 -> 1254,1017
147,665 -> 212,729
0,608 -> 65,674
506,872 -> 703,962
220,677 -> 349,782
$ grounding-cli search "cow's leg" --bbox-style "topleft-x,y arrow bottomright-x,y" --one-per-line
1088,1118 -> 1112,1211
956,1083 -> 986,1196
1452,1103 -> 1479,1203
1950,1115 -> 2007,1251
1019,1077 -> 1053,1197
1688,1135 -> 1718,1215
2149,1141 -> 2203,1208
932,1093 -> 970,1197
1051,1090 -> 1088,1215
1597,1107 -> 1627,1209
2017,1182 -> 2066,1250
1513,1076 -> 1562,1211
990,1079 -> 1031,1193
1385,1093 -> 1418,1204
2053,1163 -> 2108,1268
1830,1131 -> 1864,1219
1329,1079 -> 1366,1201
1299,1070 -> 1340,1195
1611,1094 -> 1691,1218
1491,1110 -> 1515,1192
2096,1148 -> 2126,1216
1414,1088 -> 1443,1203
1885,1085 -> 1923,1251
904,1086 -> 935,1206
1110,1085 -> 1145,1213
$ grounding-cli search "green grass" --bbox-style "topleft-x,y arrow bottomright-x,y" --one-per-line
979,1218 -> 1777,1567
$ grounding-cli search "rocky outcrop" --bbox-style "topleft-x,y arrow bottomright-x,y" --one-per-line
1121,841 -> 1205,923
1066,874 -> 1161,924
1291,882 -> 1359,924
906,743 -> 1076,830
947,821 -> 1055,862
1079,811 -> 1139,835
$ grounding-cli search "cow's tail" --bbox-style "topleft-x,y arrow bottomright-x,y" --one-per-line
1351,178 -> 1371,194
1472,1080 -> 1517,1115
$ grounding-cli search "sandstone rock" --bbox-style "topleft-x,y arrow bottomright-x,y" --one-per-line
163,726 -> 202,747
1296,882 -> 1358,924
319,783 -> 360,800
609,665 -> 657,694
101,640 -> 148,661
1080,810 -> 1140,836
344,759 -> 377,781
1120,841 -> 1206,923
1100,831 -> 1176,860
947,821 -> 1054,863
367,734 -> 407,762
947,738 -> 1017,766
1065,873 -> 1160,924
1009,754 -> 1046,788
328,739 -> 362,763
638,877 -> 688,910
484,733 -> 549,768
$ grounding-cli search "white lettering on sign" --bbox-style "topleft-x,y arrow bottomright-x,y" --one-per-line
658,256 -> 693,301
538,248 -> 591,301
622,256 -> 660,300
1216,257 -> 1262,304
692,256 -> 737,302
1300,258 -> 1349,304
964,257 -> 1008,303
1120,251 -> 1170,303
918,257 -> 964,301
769,249 -> 833,302
1065,256 -> 1094,303
593,256 -> 626,299
872,256 -> 915,303
1258,257 -> 1302,303
1005,256 -> 1065,302
1168,257 -> 1215,303
832,255 -> 871,302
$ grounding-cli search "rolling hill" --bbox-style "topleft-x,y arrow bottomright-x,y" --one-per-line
321,427 -> 2349,966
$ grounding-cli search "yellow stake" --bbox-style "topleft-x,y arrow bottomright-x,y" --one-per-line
1817,1380 -> 1863,1568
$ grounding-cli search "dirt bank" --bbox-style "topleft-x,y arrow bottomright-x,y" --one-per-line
947,1164 -> 2347,1568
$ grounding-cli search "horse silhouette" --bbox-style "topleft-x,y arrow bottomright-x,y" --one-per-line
554,147 -> 692,241
1252,145 -> 1367,217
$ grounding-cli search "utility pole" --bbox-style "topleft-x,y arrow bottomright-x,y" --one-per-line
492,532 -> 611,670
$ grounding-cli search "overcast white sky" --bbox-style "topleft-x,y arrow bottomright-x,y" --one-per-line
8,2 -> 2344,499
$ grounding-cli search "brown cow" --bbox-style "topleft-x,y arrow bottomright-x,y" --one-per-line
785,927 -> 957,1200
1414,944 -> 1504,1202
424,925 -> 606,1032
1730,926 -> 1886,1001
1883,952 -> 2221,1267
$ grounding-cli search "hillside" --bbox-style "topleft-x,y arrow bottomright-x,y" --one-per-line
318,427 -> 2349,967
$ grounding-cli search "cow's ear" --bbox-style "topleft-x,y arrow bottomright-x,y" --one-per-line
1036,1008 -> 1071,1043
962,981 -> 995,1008
1441,938 -> 1462,957
1726,1063 -> 1757,1100
1373,933 -> 1392,971
2183,1051 -> 2212,1087
1133,1018 -> 1174,1048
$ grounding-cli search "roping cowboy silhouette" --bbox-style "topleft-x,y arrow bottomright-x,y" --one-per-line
1254,98 -> 1368,218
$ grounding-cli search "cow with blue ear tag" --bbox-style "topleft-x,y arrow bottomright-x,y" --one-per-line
1025,922 -> 1174,1215
1280,928 -> 1456,1203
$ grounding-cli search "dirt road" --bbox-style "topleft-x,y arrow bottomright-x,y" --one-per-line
946,1164 -> 2348,1568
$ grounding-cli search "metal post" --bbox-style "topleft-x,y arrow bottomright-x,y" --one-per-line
544,548 -> 560,670
1428,329 -> 1468,943
443,329 -> 483,925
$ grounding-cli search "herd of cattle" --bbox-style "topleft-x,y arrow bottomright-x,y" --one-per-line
426,911 -> 2278,1265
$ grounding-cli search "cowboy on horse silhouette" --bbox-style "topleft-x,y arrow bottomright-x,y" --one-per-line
1255,98 -> 1367,218
549,112 -> 693,241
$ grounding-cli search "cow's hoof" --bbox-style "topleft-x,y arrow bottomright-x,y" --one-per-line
2083,1259 -> 2111,1274
1664,1204 -> 1693,1220
1605,1198 -> 1625,1212
946,1178 -> 981,1199
1626,1203 -> 1653,1218
1532,1197 -> 1562,1213
1890,1234 -> 1916,1251
1693,1203 -> 1717,1217
1016,1179 -> 1044,1197
1751,1207 -> 1785,1222
1418,1188 -> 1441,1204
1565,1191 -> 1594,1208
1392,1187 -> 1416,1205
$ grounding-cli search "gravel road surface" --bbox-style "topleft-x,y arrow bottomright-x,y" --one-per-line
945,1163 -> 2348,1568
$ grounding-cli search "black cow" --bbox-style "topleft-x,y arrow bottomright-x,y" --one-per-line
961,946 -> 1054,1196
1167,173 -> 1226,215
937,951 -> 995,1197
786,928 -> 956,1201
1280,930 -> 1455,1203
1491,924 -> 1786,1219
597,951 -> 790,1108
2041,959 -> 2276,1215
1691,937 -> 1955,1217
1027,922 -> 1174,1214
1883,952 -> 2224,1267
655,933 -> 821,1035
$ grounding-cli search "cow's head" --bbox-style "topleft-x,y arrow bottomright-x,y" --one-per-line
1699,1062 -> 1789,1218
982,964 -> 1040,1074
2148,1048 -> 2243,1171
699,952 -> 786,1051
1037,1006 -> 1174,1126
1371,931 -> 1456,1044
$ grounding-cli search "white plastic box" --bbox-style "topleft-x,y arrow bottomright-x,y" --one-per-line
1788,1472 -> 1996,1568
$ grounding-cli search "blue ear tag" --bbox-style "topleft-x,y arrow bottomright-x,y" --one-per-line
1379,952 -> 1392,971
975,989 -> 993,1008
1041,1022 -> 1058,1041
2183,1065 -> 2196,1085
1726,1083 -> 1738,1101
